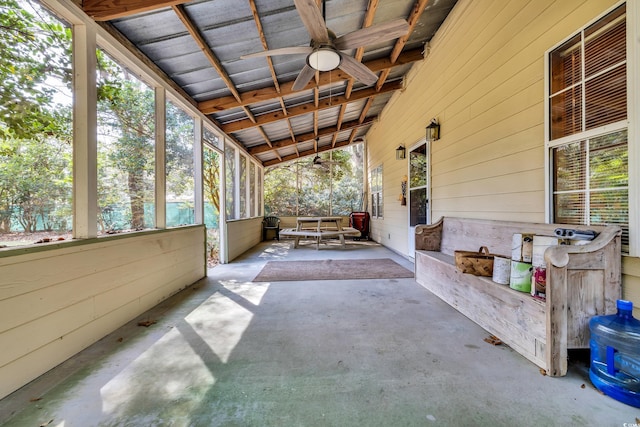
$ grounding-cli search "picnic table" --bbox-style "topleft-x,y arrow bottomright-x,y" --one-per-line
279,216 -> 360,249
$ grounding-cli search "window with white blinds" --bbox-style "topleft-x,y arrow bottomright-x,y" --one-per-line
370,164 -> 383,219
548,3 -> 629,253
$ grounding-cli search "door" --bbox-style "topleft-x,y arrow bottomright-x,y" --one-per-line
407,141 -> 430,254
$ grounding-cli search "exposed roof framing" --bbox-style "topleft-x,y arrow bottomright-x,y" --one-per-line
83,0 -> 458,167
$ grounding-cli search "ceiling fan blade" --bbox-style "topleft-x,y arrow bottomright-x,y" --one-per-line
334,19 -> 410,50
338,54 -> 378,86
292,64 -> 316,91
294,0 -> 329,43
240,46 -> 313,60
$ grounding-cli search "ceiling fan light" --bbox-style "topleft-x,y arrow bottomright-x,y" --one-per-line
307,48 -> 341,71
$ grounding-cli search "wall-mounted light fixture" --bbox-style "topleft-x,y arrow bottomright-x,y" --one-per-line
426,118 -> 440,142
395,145 -> 406,160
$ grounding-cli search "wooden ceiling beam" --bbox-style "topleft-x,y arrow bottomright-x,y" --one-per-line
221,81 -> 400,134
83,0 -> 189,21
249,117 -> 375,155
392,0 -> 430,63
173,5 -> 242,104
173,4 -> 262,126
263,141 -> 351,167
248,0 -> 281,94
345,0 -> 379,99
198,49 -> 422,114
375,0 -> 428,91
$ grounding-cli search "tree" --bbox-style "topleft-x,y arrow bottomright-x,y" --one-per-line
0,0 -> 71,140
0,0 -> 73,233
203,147 -> 220,213
97,53 -> 155,231
264,145 -> 363,216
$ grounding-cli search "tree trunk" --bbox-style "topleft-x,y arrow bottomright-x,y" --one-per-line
128,172 -> 145,230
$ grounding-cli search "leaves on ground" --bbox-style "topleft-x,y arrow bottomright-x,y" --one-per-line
483,335 -> 502,346
137,319 -> 156,327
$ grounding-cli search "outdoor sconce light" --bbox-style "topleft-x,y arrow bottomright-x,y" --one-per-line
395,145 -> 406,160
425,118 -> 440,142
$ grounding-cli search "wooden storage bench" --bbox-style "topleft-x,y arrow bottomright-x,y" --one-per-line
414,217 -> 622,376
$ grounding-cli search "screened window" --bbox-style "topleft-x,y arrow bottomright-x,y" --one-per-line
97,50 -> 155,234
250,161 -> 256,217
0,1 -> 73,247
263,145 -> 363,216
225,143 -> 236,220
239,154 -> 247,218
548,4 -> 628,252
165,100 -> 195,227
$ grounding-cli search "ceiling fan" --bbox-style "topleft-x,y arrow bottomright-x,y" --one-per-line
312,153 -> 338,169
241,0 -> 410,91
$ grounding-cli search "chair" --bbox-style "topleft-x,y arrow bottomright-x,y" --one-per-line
262,216 -> 280,241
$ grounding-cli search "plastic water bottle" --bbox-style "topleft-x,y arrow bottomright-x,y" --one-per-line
589,299 -> 640,408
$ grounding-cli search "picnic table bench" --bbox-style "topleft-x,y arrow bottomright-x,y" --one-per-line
280,216 -> 361,249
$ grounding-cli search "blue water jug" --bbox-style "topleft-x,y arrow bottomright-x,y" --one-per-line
589,299 -> 640,408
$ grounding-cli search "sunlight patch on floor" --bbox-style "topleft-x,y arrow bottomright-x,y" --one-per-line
259,242 -> 291,258
185,281 -> 270,364
100,327 -> 215,418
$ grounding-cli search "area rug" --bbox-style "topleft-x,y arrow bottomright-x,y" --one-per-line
252,258 -> 414,282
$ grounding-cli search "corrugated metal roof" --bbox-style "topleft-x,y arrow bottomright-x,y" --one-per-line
90,0 -> 459,167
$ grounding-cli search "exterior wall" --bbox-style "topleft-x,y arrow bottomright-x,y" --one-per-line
366,0 -> 639,309
623,257 -> 640,304
226,218 -> 263,262
0,226 -> 206,399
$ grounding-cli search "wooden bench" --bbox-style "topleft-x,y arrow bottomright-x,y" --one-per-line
414,216 -> 622,376
280,227 -> 361,249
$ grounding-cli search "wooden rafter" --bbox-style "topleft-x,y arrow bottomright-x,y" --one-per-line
263,140 -> 352,167
345,0 -> 379,99
375,0 -> 429,90
249,117 -> 375,155
172,5 -> 259,123
198,49 -> 422,114
248,0 -> 281,94
248,0 -> 289,151
83,0 -> 190,20
220,81 -> 401,134
393,0 -> 430,63
331,106 -> 348,148
329,0 -> 378,150
86,0 -> 438,168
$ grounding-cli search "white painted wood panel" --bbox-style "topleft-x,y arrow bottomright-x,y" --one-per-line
0,225 -> 206,399
226,218 -> 263,262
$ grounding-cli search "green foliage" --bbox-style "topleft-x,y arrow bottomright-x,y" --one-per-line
165,101 -> 195,202
264,145 -> 363,216
203,148 -> 220,213
0,135 -> 71,232
97,52 -> 156,231
0,0 -> 71,140
0,0 -> 73,233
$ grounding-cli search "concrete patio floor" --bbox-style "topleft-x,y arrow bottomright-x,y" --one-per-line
1,239 -> 638,426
